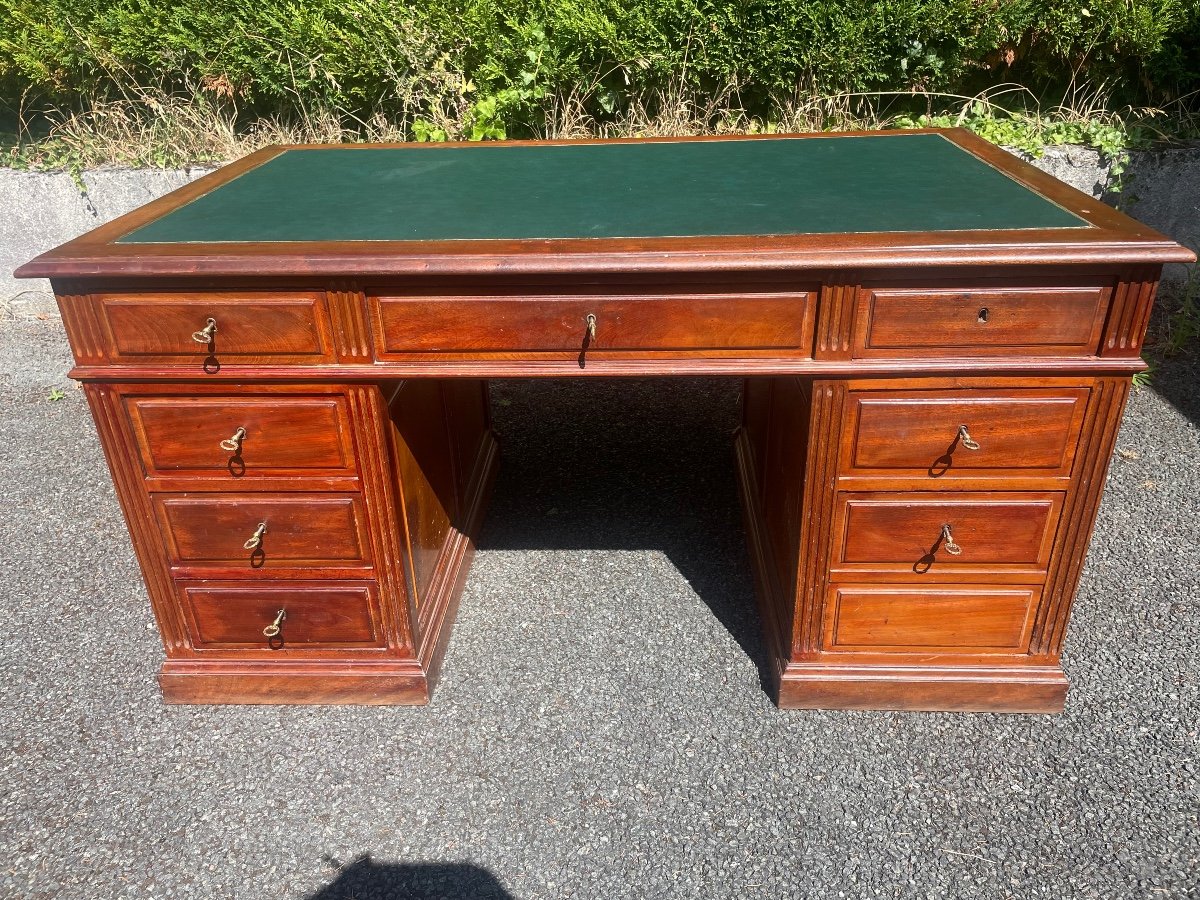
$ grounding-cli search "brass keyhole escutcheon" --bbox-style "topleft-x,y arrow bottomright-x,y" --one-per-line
585,313 -> 597,342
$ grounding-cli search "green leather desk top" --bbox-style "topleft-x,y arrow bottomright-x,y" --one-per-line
117,133 -> 1088,245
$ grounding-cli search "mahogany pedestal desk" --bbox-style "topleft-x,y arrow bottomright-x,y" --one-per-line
18,129 -> 1193,712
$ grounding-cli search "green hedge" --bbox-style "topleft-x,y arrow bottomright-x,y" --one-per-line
2,1 -> 1198,138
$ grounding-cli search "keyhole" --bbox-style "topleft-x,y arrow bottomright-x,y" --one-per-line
977,307 -> 990,324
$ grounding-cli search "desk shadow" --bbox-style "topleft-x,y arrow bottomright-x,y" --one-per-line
307,854 -> 514,899
479,378 -> 773,694
1145,353 -> 1200,428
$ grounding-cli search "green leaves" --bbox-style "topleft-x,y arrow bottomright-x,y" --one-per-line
1,0 -> 1197,145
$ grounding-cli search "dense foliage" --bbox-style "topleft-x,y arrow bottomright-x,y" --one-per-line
2,0 -> 1198,139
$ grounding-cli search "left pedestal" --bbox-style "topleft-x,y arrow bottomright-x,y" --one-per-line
84,379 -> 497,705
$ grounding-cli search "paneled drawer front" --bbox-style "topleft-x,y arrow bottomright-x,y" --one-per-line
127,395 -> 355,478
372,293 -> 814,355
822,585 -> 1038,653
180,582 -> 383,650
155,494 -> 370,570
96,292 -> 334,364
843,388 -> 1089,480
853,284 -> 1108,357
831,492 -> 1063,580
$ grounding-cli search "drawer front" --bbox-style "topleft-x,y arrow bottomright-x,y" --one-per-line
155,494 -> 370,570
854,284 -> 1108,357
831,492 -> 1062,579
373,293 -> 814,355
180,582 -> 383,650
126,395 -> 355,477
822,585 -> 1038,653
97,292 -> 334,364
843,388 -> 1089,480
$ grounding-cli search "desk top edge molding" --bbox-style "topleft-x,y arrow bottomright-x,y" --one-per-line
16,128 -> 1195,281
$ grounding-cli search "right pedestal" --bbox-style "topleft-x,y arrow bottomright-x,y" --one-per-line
736,374 -> 1129,713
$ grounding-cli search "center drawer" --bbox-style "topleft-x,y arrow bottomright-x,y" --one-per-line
153,493 -> 372,571
371,291 -> 814,355
830,491 -> 1063,580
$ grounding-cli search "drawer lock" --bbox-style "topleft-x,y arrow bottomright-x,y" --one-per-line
585,313 -> 598,342
243,521 -> 267,551
191,317 -> 218,345
219,426 -> 247,453
262,608 -> 286,638
957,425 -> 981,451
940,523 -> 963,556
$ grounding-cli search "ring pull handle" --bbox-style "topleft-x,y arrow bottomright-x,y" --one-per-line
220,426 -> 247,453
243,522 -> 267,551
191,317 -> 218,344
585,313 -> 597,342
941,523 -> 963,556
262,608 -> 286,638
957,425 -> 980,451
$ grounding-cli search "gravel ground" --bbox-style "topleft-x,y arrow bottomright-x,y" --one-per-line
1,294 -> 1197,899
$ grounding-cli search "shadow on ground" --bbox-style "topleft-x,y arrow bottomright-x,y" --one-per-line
1146,354 -> 1200,427
308,855 -> 513,899
480,377 -> 773,693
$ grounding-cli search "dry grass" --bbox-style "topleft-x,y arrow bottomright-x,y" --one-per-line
4,72 -> 1195,174
0,85 -> 942,169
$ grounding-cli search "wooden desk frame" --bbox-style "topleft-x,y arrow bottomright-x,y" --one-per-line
19,129 -> 1193,712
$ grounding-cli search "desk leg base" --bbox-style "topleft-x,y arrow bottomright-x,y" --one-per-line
160,662 -> 432,705
776,664 -> 1068,713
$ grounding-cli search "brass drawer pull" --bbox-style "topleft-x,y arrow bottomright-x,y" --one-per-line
957,425 -> 980,451
220,426 -> 247,453
191,317 -> 218,344
243,522 -> 267,550
941,523 -> 963,556
585,313 -> 597,342
262,608 -> 286,638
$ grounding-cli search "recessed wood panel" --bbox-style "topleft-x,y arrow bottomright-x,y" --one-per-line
126,395 -> 354,477
154,494 -> 369,569
181,582 -> 381,649
831,491 -> 1063,579
373,293 -> 813,355
387,381 -> 456,608
844,388 -> 1089,480
854,285 -> 1108,357
824,585 -> 1037,651
97,292 -> 334,364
